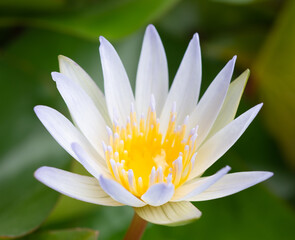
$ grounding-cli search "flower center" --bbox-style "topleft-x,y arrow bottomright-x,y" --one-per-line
104,97 -> 198,197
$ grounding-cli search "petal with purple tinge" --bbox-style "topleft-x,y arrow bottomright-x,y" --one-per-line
189,103 -> 263,179
188,171 -> 273,201
71,142 -> 110,178
99,175 -> 146,207
141,183 -> 174,206
172,166 -> 231,201
34,105 -> 107,172
34,166 -> 122,206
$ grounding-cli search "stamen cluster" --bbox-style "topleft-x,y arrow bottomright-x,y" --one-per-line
103,97 -> 198,197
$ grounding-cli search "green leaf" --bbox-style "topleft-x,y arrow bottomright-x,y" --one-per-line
254,0 -> 295,169
21,228 -> 98,240
0,0 -> 180,40
0,0 -> 64,11
0,54 -> 71,238
0,131 -> 70,238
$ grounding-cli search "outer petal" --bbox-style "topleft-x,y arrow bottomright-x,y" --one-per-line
187,56 -> 236,148
141,183 -> 174,206
98,175 -> 146,207
172,166 -> 231,201
34,166 -> 122,206
187,171 -> 273,201
207,69 -> 249,139
71,142 -> 110,178
99,36 -> 135,125
52,72 -> 108,157
34,105 -> 107,171
160,33 -> 201,134
135,24 -> 168,116
58,55 -> 111,125
134,201 -> 201,226
189,103 -> 263,179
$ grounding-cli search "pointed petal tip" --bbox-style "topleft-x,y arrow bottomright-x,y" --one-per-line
58,55 -> 75,65
51,71 -> 57,81
218,56 -> 236,79
34,166 -> 49,182
33,105 -> 50,117
51,71 -> 63,82
253,103 -> 263,115
99,36 -> 110,50
146,24 -> 156,32
239,69 -> 250,80
145,24 -> 160,41
58,54 -> 67,61
225,165 -> 231,172
192,32 -> 199,41
99,36 -> 108,45
34,167 -> 41,179
147,23 -> 155,28
263,171 -> 274,180
228,55 -> 237,67
223,56 -> 237,71
99,35 -> 104,42
33,105 -> 41,114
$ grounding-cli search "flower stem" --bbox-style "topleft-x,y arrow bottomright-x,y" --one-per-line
123,212 -> 147,240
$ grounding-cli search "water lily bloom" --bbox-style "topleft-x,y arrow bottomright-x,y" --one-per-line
34,25 -> 273,226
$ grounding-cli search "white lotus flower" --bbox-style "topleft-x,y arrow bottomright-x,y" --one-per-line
34,25 -> 273,226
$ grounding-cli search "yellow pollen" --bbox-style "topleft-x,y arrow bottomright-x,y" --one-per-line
104,101 -> 198,197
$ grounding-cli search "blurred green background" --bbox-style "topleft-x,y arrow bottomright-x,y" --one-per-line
0,0 -> 294,239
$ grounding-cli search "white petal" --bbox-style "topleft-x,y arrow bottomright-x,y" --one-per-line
98,175 -> 146,207
58,55 -> 111,125
189,103 -> 263,179
160,33 -> 201,134
135,24 -> 168,116
141,183 -> 174,206
34,105 -> 106,171
187,171 -> 273,201
187,56 -> 236,148
134,201 -> 201,226
34,166 -> 122,206
52,72 -> 108,156
99,36 -> 134,124
172,166 -> 231,201
71,142 -> 110,178
207,69 -> 249,139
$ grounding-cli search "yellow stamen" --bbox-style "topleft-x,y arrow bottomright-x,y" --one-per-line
104,98 -> 198,197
